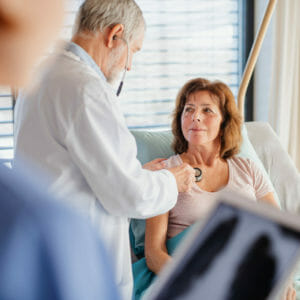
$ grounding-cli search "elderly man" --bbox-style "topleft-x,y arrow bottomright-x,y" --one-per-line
0,0 -> 119,299
14,0 -> 194,299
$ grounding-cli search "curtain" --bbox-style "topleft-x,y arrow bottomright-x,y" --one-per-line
268,0 -> 300,171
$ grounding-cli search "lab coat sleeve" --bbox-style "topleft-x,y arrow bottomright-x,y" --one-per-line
64,85 -> 178,218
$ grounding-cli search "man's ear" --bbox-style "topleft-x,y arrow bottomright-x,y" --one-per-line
107,24 -> 124,48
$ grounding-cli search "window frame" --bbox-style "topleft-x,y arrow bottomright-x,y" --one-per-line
239,0 -> 255,121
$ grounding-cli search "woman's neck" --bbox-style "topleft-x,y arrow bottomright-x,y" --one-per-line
181,144 -> 222,167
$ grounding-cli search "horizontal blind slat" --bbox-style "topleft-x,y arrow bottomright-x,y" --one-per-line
0,88 -> 13,164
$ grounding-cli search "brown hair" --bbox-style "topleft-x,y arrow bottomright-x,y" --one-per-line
171,78 -> 242,159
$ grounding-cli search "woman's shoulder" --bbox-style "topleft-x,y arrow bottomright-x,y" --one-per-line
229,156 -> 259,173
164,154 -> 182,168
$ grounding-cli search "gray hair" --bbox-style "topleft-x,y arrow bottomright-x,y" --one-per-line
74,0 -> 145,41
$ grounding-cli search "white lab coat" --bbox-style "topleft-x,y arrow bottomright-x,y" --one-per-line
14,42 -> 178,300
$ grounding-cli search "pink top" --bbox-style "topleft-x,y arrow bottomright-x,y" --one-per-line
165,155 -> 273,239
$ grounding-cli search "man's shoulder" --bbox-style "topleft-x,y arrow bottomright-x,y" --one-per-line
35,53 -> 113,106
46,53 -> 103,87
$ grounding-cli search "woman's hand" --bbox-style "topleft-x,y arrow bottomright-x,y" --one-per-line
260,192 -> 280,208
143,158 -> 166,171
282,283 -> 296,300
261,194 -> 296,300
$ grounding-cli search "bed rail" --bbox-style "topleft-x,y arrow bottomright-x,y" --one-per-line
237,0 -> 277,118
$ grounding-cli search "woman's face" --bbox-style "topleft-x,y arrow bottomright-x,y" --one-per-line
181,90 -> 223,148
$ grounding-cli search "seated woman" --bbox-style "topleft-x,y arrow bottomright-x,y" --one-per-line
133,77 -> 295,300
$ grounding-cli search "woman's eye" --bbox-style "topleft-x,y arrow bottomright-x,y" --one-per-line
204,107 -> 213,113
184,107 -> 193,112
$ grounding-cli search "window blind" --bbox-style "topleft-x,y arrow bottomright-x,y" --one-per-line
0,87 -> 13,166
119,0 -> 242,130
63,0 -> 243,131
0,0 -> 243,163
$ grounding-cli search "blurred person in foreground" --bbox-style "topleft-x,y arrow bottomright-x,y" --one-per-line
0,0 -> 119,299
13,1 -> 195,299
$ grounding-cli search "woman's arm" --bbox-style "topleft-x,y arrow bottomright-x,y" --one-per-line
260,192 -> 296,300
145,212 -> 171,274
260,192 -> 280,208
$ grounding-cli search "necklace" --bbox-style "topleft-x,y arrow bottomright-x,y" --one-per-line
194,167 -> 203,182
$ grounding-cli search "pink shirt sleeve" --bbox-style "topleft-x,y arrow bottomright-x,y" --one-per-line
247,158 -> 274,199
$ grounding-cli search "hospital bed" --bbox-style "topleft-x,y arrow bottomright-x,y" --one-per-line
130,0 -> 300,296
130,120 -> 300,296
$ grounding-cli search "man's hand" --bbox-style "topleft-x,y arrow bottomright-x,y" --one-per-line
143,158 -> 166,171
167,163 -> 195,193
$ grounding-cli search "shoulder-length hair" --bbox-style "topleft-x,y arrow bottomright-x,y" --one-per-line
171,78 -> 242,159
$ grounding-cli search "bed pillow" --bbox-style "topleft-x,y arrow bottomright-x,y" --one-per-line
131,130 -> 174,166
238,125 -> 280,206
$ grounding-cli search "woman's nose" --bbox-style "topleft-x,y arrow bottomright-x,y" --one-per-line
193,111 -> 201,121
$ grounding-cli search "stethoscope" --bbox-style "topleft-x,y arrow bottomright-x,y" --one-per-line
113,36 -> 130,97
194,167 -> 202,182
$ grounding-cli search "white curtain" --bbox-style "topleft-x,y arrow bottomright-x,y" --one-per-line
268,0 -> 300,170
